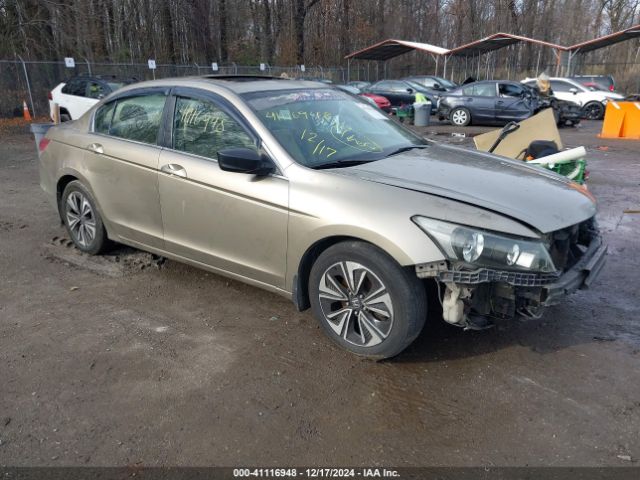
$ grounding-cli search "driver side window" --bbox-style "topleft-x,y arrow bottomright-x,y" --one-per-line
499,83 -> 524,97
173,97 -> 255,161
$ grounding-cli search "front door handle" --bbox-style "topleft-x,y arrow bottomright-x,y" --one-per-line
87,143 -> 103,154
160,163 -> 187,178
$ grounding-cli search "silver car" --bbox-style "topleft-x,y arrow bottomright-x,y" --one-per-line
38,76 -> 607,358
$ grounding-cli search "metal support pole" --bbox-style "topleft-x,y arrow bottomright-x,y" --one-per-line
83,57 -> 92,75
17,56 -> 36,117
347,58 -> 351,83
435,56 -> 439,76
443,56 -> 448,78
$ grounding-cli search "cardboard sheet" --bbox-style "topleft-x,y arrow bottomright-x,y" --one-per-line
473,109 -> 563,159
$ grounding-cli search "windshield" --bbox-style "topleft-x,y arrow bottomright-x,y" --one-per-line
406,81 -> 427,91
107,82 -> 125,91
433,76 -> 457,88
243,88 -> 427,168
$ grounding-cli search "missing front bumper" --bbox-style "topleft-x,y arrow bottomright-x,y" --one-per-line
542,236 -> 607,306
417,235 -> 607,323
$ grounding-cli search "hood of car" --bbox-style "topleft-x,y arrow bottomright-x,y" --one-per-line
329,144 -> 597,234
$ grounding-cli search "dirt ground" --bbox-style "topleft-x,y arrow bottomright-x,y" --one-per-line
0,119 -> 639,467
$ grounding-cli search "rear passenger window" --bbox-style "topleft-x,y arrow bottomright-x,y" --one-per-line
94,102 -> 116,134
462,84 -> 495,96
173,97 -> 254,160
109,94 -> 166,144
62,79 -> 87,97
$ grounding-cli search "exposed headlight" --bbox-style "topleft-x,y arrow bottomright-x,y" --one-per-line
412,217 -> 556,272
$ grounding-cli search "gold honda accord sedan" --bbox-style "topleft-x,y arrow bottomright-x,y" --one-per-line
39,76 -> 606,358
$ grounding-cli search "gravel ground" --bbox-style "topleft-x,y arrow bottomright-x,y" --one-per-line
0,119 -> 639,467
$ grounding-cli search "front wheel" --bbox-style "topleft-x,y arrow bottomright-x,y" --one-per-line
582,101 -> 604,120
309,241 -> 427,359
450,107 -> 471,126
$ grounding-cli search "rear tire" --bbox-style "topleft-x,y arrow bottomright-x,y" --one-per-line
450,107 -> 471,126
309,241 -> 427,359
60,181 -> 109,255
60,112 -> 71,122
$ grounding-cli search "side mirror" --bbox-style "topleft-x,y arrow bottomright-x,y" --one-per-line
569,88 -> 578,94
218,148 -> 274,176
407,88 -> 414,94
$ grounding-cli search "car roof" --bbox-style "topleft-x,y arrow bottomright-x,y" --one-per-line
107,75 -> 331,97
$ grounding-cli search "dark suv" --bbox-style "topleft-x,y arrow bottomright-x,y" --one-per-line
570,75 -> 616,92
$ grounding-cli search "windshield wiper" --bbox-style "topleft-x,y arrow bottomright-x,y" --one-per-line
313,159 -> 374,170
386,145 -> 429,157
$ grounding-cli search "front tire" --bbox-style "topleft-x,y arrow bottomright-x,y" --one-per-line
309,241 -> 427,359
60,181 -> 109,255
582,101 -> 604,120
450,107 -> 471,126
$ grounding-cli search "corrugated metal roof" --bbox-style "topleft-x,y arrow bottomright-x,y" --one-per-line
568,24 -> 640,53
447,33 -> 566,57
345,39 -> 449,60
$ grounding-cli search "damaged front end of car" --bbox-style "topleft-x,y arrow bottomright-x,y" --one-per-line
413,216 -> 607,329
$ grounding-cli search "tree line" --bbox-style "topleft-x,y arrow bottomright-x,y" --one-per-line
1,0 -> 639,71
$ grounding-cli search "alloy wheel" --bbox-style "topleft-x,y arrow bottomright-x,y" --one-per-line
584,103 -> 603,120
65,191 -> 97,248
317,261 -> 394,347
452,109 -> 468,125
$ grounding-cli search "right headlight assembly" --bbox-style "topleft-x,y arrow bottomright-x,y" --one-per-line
412,216 -> 557,273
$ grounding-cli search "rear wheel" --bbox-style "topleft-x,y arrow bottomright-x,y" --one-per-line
582,101 -> 604,120
309,241 -> 427,359
60,181 -> 109,255
450,107 -> 471,126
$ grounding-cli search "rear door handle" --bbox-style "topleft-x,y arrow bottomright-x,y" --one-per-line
87,143 -> 103,154
160,163 -> 187,178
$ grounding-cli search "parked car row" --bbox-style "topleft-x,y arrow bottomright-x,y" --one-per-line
49,73 -> 623,128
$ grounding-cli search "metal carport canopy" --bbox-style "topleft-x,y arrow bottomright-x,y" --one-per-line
568,24 -> 640,53
345,39 -> 449,61
446,33 -> 566,57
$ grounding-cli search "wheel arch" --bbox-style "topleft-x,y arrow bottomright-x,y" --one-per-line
55,171 -> 112,237
292,234 -> 418,312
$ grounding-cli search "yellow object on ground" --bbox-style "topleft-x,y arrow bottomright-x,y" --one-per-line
474,109 -> 562,159
600,101 -> 640,139
414,92 -> 429,103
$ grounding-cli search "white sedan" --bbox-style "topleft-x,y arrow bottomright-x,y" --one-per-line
522,77 -> 623,119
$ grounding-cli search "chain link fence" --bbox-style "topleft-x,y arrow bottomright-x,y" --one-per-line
0,59 -> 377,118
2,57 -> 638,119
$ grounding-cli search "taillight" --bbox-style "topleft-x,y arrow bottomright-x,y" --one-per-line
39,138 -> 51,152
609,85 -> 614,92
47,91 -> 53,100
